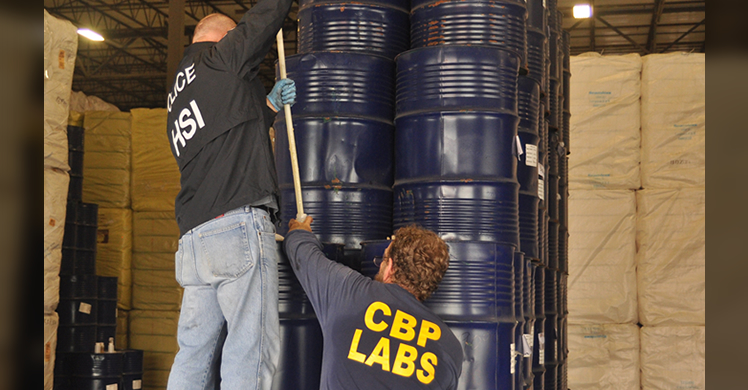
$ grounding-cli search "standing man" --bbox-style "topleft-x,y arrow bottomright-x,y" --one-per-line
165,0 -> 295,389
284,217 -> 464,389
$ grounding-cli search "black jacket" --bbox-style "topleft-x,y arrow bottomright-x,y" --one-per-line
166,0 -> 294,236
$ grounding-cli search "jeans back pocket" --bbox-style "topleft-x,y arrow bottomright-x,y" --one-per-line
198,221 -> 255,279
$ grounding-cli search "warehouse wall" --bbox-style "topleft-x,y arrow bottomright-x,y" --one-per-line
566,52 -> 705,390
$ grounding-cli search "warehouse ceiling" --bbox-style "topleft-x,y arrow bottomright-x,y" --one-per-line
44,0 -> 705,112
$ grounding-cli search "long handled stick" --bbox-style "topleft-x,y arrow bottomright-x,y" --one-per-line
276,29 -> 306,223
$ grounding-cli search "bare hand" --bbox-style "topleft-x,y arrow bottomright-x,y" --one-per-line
289,215 -> 313,233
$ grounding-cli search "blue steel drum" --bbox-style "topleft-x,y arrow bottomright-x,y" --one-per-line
524,258 -> 535,322
446,321 -> 517,390
359,239 -> 391,279
562,109 -> 571,156
395,46 -> 520,117
537,208 -> 547,266
523,320 -> 536,389
532,264 -> 546,388
547,219 -> 559,273
393,180 -> 519,246
513,251 -> 524,322
548,78 -> 562,129
513,252 -> 526,390
410,0 -> 528,66
277,52 -> 395,121
519,193 -> 539,260
395,111 -> 519,182
526,27 -> 547,89
425,241 -> 515,321
272,317 -> 324,390
526,0 -> 547,30
518,75 -> 541,133
558,226 -> 568,274
297,1 -> 410,60
544,268 -> 558,317
274,117 -> 394,187
546,0 -> 559,31
278,186 -> 393,250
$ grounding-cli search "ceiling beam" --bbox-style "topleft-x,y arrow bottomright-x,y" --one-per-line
595,15 -> 649,54
647,0 -> 667,52
661,18 -> 705,52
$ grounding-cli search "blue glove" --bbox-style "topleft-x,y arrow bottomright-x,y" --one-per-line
267,78 -> 296,111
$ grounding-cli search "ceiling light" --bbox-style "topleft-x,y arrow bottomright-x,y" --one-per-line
573,4 -> 593,19
77,28 -> 105,41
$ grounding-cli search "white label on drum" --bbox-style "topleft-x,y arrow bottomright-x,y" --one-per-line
510,343 -> 516,374
523,334 -> 534,357
106,384 -> 118,390
525,144 -> 538,167
538,333 -> 545,363
79,302 -> 92,314
538,179 -> 545,201
133,379 -> 142,389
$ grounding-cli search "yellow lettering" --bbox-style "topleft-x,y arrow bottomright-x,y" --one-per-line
417,320 -> 442,347
347,329 -> 366,363
392,343 -> 418,378
364,337 -> 391,371
364,302 -> 391,332
389,310 -> 417,341
416,352 -> 438,384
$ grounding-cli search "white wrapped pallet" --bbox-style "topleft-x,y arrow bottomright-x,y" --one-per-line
568,190 -> 637,324
569,53 -> 641,190
44,312 -> 59,390
567,324 -> 639,390
637,188 -> 705,326
640,326 -> 705,390
44,10 -> 77,170
44,168 -> 69,313
641,53 -> 705,188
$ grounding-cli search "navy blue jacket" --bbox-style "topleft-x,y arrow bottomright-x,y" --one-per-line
284,229 -> 463,390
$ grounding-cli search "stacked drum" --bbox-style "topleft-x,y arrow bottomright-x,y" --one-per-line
395,1 -> 527,389
273,1 -> 410,389
285,1 -> 571,389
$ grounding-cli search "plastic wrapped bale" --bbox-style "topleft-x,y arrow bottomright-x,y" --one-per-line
44,10 -> 77,170
641,53 -> 705,189
83,112 -> 132,208
130,108 -> 180,212
567,190 -> 637,324
640,326 -> 705,390
567,324 -> 639,390
568,53 -> 641,190
636,188 -> 705,326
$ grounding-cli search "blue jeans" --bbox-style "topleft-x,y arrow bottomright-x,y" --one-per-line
167,205 -> 279,390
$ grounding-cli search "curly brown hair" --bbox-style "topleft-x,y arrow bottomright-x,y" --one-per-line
388,225 -> 450,301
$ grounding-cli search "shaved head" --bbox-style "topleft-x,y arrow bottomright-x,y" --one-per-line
192,13 -> 237,43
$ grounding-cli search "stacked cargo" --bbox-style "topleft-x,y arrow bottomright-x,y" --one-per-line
567,53 -> 642,390
638,52 -> 705,390
129,108 -> 183,390
273,1 -> 409,388
43,10 -> 77,389
567,52 -> 705,389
